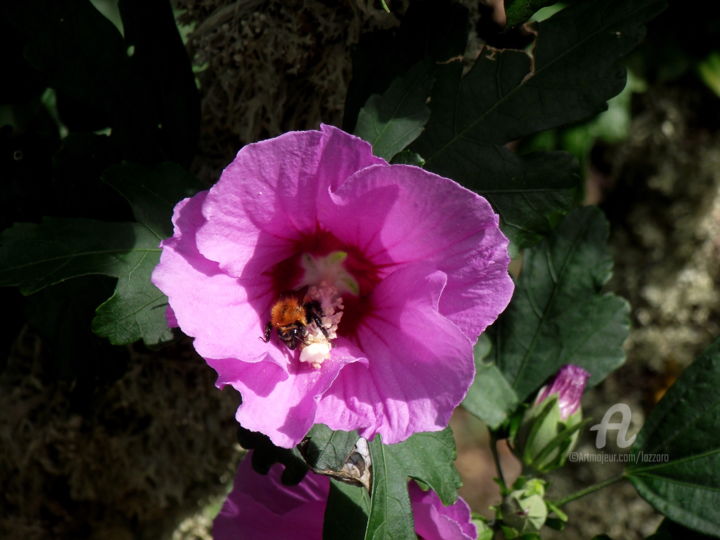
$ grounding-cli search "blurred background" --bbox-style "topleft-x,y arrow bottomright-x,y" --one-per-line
1,0 -> 719,538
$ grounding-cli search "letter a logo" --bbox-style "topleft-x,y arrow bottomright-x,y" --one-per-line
589,403 -> 636,449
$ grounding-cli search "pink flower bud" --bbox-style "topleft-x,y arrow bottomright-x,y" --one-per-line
534,365 -> 590,420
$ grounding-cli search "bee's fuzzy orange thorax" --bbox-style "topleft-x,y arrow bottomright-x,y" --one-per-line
270,296 -> 307,328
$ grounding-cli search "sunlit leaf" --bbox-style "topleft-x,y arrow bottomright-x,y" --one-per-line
355,60 -> 434,161
365,429 -> 462,539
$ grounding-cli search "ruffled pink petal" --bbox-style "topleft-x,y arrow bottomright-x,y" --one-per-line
151,192 -> 281,362
409,482 -> 477,540
315,264 -> 474,444
211,350 -> 361,448
196,124 -> 385,277
319,163 -> 514,339
213,453 -> 329,540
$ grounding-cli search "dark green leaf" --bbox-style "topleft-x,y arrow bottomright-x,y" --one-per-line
0,218 -> 154,293
91,249 -> 171,345
0,218 -> 171,345
391,149 -> 426,167
354,60 -> 434,161
103,162 -> 203,239
324,479 -> 370,540
479,150 -> 580,249
419,0 -> 664,152
414,58 -> 581,248
492,207 -> 630,401
300,424 -> 359,472
414,0 -> 665,245
343,0 -> 468,132
366,436 -> 415,540
463,336 -> 519,429
365,429 -> 462,539
627,339 -> 720,537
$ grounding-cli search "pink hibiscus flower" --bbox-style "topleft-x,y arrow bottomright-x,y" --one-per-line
152,124 -> 513,447
213,453 -> 477,540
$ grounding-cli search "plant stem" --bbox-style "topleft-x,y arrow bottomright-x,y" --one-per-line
489,431 -> 507,490
553,473 -> 626,507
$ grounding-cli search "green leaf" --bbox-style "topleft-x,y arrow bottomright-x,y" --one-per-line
0,218 -> 155,293
91,249 -> 171,345
92,162 -> 203,344
391,149 -> 426,167
300,424 -> 359,472
491,207 -> 630,401
0,218 -> 170,345
103,161 -> 203,239
414,56 -> 581,248
480,150 -> 580,249
365,430 -> 462,539
354,60 -> 434,161
420,0 -> 665,151
506,0 -> 558,27
698,52 -> 720,98
343,0 -> 468,132
463,336 -> 519,429
627,339 -> 720,537
324,479 -> 370,540
414,0 -> 665,245
366,436 -> 415,540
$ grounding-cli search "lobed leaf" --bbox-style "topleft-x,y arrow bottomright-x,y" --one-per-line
0,217 -> 171,345
92,249 -> 172,345
364,429 -> 462,539
414,0 -> 666,246
627,339 -> 720,537
0,218 -> 156,294
491,207 -> 630,401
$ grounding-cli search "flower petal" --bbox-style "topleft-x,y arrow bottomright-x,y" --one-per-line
151,192 -> 278,362
213,454 -> 329,540
196,124 -> 385,277
315,264 -> 474,443
212,351 -> 361,448
409,482 -> 477,540
319,163 -> 514,339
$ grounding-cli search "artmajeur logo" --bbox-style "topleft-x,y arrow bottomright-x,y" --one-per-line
567,403 -> 669,465
589,403 -> 636,449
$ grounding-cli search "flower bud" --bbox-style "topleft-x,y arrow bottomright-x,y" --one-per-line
514,365 -> 590,472
501,478 -> 548,534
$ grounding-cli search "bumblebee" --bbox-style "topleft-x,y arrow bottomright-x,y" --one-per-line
262,292 -> 328,350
